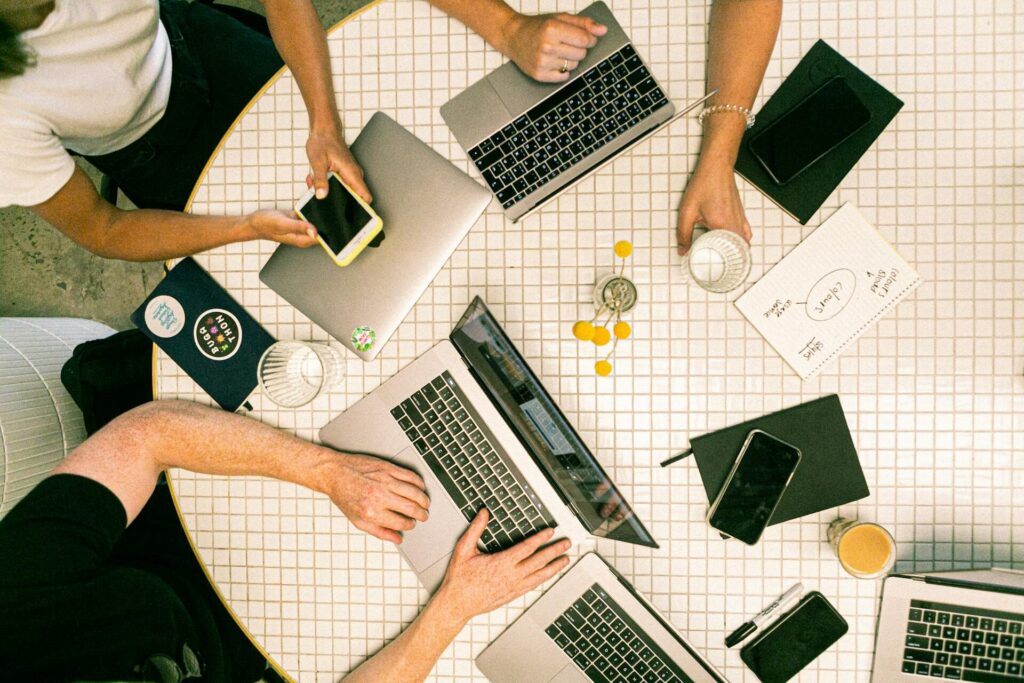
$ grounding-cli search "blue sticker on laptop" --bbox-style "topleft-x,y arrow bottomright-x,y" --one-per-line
194,308 -> 242,361
143,295 -> 185,338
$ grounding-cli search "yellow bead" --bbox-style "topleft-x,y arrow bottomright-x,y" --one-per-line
572,320 -> 595,341
595,360 -> 612,376
592,326 -> 611,346
613,321 -> 631,339
614,240 -> 633,258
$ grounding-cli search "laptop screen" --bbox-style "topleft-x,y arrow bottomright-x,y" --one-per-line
451,298 -> 656,547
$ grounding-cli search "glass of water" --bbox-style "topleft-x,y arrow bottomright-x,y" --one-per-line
257,341 -> 345,408
686,227 -> 752,293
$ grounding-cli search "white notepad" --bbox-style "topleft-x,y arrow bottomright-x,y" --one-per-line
735,203 -> 922,379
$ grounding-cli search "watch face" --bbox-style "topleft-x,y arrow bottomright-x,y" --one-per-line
194,309 -> 242,361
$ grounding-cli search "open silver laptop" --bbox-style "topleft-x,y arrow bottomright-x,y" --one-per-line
320,298 -> 657,591
477,553 -> 726,683
441,1 -> 713,222
872,568 -> 1024,681
259,112 -> 490,360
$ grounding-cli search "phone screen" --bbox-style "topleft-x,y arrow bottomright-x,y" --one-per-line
707,431 -> 800,545
749,76 -> 871,185
741,592 -> 848,683
300,176 -> 372,254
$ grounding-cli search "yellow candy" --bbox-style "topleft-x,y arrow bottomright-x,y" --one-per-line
572,320 -> 595,341
614,240 -> 633,258
614,321 -> 632,339
592,326 -> 611,346
595,360 -> 612,376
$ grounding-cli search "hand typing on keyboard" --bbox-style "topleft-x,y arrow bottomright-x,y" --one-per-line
436,508 -> 572,621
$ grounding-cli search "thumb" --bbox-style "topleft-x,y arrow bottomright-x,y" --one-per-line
455,508 -> 489,558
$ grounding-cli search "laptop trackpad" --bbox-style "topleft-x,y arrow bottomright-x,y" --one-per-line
393,446 -> 468,573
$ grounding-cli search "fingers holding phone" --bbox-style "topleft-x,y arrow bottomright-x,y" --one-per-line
295,172 -> 383,267
244,209 -> 318,248
306,128 -> 373,203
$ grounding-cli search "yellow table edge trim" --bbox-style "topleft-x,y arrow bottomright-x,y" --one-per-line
157,2 -> 386,680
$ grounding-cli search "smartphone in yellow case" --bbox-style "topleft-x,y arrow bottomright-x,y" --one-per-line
295,172 -> 382,267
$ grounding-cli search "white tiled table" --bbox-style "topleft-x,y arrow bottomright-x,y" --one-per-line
158,1 -> 1024,680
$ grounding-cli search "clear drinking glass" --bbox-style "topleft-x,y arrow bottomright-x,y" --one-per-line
686,228 -> 752,293
827,517 -> 896,579
257,341 -> 345,408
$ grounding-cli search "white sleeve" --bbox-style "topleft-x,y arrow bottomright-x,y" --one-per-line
0,114 -> 76,208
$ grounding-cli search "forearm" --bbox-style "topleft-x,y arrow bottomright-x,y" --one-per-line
699,0 -> 782,169
54,401 -> 334,523
345,595 -> 467,683
263,0 -> 341,135
90,207 -> 253,261
428,0 -> 519,55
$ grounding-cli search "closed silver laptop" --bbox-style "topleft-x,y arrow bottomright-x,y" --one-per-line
477,552 -> 726,683
441,1 -> 713,223
871,568 -> 1024,681
319,298 -> 658,592
259,112 -> 490,360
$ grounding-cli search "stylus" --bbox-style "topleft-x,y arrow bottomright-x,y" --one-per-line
724,582 -> 803,647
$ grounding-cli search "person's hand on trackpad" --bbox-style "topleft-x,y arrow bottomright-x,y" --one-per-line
320,451 -> 430,543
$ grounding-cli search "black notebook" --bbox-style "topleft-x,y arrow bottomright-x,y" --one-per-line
131,258 -> 275,411
734,40 -> 903,224
690,395 -> 868,525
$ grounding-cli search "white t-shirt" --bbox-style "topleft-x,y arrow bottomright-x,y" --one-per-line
0,0 -> 172,207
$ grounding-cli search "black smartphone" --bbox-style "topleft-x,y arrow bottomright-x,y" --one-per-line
748,76 -> 872,186
705,429 -> 801,545
740,591 -> 848,683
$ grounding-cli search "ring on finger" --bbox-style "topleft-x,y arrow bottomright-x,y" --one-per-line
559,58 -> 570,74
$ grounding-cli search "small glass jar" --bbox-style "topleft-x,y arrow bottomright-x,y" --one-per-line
593,273 -> 637,313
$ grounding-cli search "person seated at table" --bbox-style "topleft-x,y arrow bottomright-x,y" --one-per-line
428,0 -> 782,255
0,400 -> 571,682
0,0 -> 367,261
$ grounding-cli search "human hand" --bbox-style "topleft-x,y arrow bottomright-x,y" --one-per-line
243,209 -> 318,248
305,125 -> 372,204
433,509 -> 571,623
676,160 -> 752,256
500,12 -> 607,82
319,451 -> 430,544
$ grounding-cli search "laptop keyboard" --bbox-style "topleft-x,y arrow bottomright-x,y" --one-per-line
467,43 -> 670,210
545,583 -> 692,683
902,600 -> 1024,680
390,371 -> 555,551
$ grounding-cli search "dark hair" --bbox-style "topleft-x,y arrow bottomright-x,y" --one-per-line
0,17 -> 34,79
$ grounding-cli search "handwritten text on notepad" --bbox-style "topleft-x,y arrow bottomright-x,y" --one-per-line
736,203 -> 922,380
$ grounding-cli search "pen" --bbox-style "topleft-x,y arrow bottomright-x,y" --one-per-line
724,582 -> 803,648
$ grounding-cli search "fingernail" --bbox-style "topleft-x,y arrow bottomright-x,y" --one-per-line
315,187 -> 327,199
306,227 -> 316,238
562,540 -> 572,549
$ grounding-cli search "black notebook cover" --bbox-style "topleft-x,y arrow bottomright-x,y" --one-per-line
131,258 -> 275,411
734,40 -> 903,224
692,394 -> 869,525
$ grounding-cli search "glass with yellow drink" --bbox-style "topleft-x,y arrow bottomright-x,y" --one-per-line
827,518 -> 896,579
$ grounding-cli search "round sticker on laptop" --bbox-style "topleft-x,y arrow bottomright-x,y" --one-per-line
194,308 -> 242,361
143,295 -> 185,339
351,325 -> 376,352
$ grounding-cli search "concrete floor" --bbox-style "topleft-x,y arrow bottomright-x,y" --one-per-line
0,0 -> 372,330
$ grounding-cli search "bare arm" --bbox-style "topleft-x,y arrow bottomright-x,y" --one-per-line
345,509 -> 571,682
428,0 -> 606,82
52,401 -> 429,542
676,0 -> 782,253
261,0 -> 371,201
30,166 -> 317,262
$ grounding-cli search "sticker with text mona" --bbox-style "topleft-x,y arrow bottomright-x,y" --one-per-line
194,309 -> 242,361
144,295 -> 185,338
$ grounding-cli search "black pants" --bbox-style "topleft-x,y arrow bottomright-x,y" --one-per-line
85,0 -> 283,211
